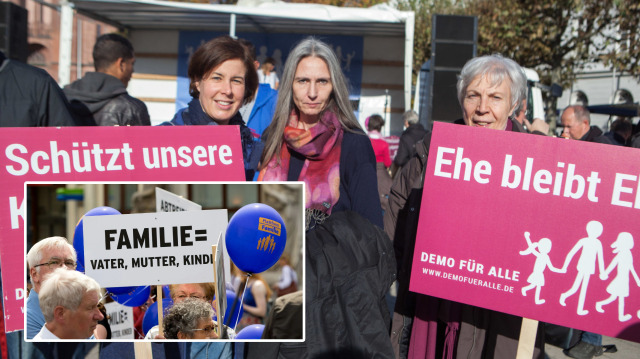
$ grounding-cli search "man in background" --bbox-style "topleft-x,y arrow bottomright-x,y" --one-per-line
0,51 -> 77,126
604,118 -> 633,146
512,99 -> 549,135
63,33 -> 150,126
560,105 -> 612,144
392,110 -> 427,177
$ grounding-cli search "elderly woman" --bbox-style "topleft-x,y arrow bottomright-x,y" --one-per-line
160,35 -> 262,180
144,282 -> 235,340
385,54 -> 546,359
254,37 -> 394,358
163,298 -> 217,339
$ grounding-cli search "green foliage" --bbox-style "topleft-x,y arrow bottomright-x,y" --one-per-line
468,0 -> 623,87
601,1 -> 640,80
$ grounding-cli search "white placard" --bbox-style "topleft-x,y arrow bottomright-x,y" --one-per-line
154,187 -> 231,283
83,210 -> 227,287
155,187 -> 202,212
104,301 -> 135,339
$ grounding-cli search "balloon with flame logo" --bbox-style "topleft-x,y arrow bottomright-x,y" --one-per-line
225,203 -> 286,274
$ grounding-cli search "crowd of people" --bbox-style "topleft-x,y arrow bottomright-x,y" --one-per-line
2,28 -> 638,359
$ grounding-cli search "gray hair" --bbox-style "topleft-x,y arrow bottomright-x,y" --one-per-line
259,37 -> 362,168
402,110 -> 419,125
163,298 -> 214,339
563,105 -> 591,125
27,236 -> 76,274
456,54 -> 527,117
39,268 -> 101,322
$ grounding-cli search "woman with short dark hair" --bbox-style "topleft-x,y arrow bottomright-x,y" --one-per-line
160,35 -> 262,180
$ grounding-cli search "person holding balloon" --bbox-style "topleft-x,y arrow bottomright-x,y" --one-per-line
159,35 -> 263,181
252,37 -> 395,357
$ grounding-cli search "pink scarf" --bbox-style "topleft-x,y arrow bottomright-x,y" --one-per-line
259,110 -> 343,215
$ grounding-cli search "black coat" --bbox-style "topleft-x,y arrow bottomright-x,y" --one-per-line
246,211 -> 396,359
63,72 -> 150,126
394,124 -> 428,168
0,51 -> 77,127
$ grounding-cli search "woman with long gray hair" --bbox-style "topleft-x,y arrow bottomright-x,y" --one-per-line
255,37 -> 394,358
258,37 -> 382,230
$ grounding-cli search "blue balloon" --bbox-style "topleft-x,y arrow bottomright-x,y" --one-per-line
225,203 -> 286,273
73,206 -> 121,272
142,298 -> 173,336
235,324 -> 265,340
111,286 -> 151,307
107,286 -> 137,295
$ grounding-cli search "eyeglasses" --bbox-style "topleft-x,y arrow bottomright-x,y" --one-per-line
190,325 -> 215,335
174,294 -> 207,301
33,258 -> 77,269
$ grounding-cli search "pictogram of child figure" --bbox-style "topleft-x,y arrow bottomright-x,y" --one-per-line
595,232 -> 640,322
520,231 -> 565,304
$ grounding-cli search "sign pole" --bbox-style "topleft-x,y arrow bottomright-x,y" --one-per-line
516,318 -> 538,359
157,285 -> 164,336
134,342 -> 153,359
212,245 -> 223,337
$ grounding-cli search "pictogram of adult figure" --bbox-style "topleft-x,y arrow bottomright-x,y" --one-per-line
595,232 -> 640,321
560,220 -> 608,315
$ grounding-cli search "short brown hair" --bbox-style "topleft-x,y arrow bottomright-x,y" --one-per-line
367,114 -> 384,132
188,36 -> 258,104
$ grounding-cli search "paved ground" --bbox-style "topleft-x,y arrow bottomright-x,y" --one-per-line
546,336 -> 639,359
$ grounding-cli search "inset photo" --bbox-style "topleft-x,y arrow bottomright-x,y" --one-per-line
25,182 -> 304,342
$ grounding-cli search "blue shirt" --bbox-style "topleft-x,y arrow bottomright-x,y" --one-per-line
26,288 -> 45,339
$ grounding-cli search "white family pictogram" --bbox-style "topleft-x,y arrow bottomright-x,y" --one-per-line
520,220 -> 639,322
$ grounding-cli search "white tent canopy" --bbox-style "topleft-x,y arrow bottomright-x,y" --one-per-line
59,0 -> 414,110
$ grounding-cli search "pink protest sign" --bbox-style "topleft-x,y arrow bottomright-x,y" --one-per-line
0,126 -> 245,332
409,122 -> 640,343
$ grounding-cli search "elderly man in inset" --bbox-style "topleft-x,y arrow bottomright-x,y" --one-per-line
560,105 -> 612,144
34,268 -> 103,340
26,236 -> 78,339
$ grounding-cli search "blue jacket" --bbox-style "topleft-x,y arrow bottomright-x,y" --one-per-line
246,84 -> 278,137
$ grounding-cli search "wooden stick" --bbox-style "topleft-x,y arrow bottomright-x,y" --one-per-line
212,245 -> 223,337
157,285 -> 163,336
134,342 -> 153,359
516,317 -> 538,359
